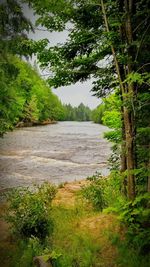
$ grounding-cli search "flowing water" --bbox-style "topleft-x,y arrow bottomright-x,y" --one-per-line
0,122 -> 111,191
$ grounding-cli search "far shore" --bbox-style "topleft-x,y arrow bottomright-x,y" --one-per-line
16,119 -> 57,128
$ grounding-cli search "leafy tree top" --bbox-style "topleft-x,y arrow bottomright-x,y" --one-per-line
24,0 -> 150,98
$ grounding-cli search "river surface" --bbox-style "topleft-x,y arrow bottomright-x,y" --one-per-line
0,122 -> 111,191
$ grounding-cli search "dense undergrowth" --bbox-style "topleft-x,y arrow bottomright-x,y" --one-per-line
1,175 -> 150,267
81,173 -> 150,256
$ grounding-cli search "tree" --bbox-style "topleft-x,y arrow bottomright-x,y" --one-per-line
63,103 -> 92,121
0,0 -> 33,134
0,0 -> 66,135
0,0 -> 34,62
92,104 -> 105,124
0,54 -> 66,135
25,0 -> 150,199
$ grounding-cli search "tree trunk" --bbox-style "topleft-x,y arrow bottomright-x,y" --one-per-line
147,151 -> 150,193
123,0 -> 136,199
101,0 -> 136,199
120,106 -> 127,196
119,67 -> 127,174
148,175 -> 150,193
123,106 -> 135,199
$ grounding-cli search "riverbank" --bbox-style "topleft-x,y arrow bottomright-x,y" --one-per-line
0,179 -> 123,267
16,119 -> 57,128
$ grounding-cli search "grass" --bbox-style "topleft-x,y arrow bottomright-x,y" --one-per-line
104,230 -> 150,267
50,205 -> 102,267
0,180 -> 149,267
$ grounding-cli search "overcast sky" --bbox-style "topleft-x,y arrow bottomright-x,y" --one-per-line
23,4 -> 100,109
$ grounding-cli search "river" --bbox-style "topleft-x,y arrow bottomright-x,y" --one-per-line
0,122 -> 111,191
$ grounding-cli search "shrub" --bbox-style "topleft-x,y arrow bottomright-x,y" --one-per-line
81,173 -> 108,211
119,193 -> 150,254
108,232 -> 150,267
5,182 -> 57,239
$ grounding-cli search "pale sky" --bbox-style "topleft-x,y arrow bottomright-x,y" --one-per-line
23,4 -> 101,109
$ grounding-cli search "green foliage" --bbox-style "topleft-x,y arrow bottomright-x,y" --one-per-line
0,55 -> 22,135
102,93 -> 121,129
50,206 -> 101,267
98,171 -> 150,256
0,0 -> 33,55
81,171 -> 125,212
105,181 -> 150,255
12,237 -> 44,267
63,103 -> 92,121
23,94 -> 40,122
26,0 -> 149,191
125,72 -> 150,85
5,182 -> 57,239
91,172 -> 150,257
7,201 -> 98,267
108,232 -> 150,267
119,194 -> 150,254
27,0 -> 150,200
102,110 -> 121,129
91,95 -> 122,171
94,94 -> 122,170
0,55 -> 65,135
81,173 -> 109,211
0,0 -> 65,136
91,103 -> 105,124
11,237 -> 61,267
53,233 -> 100,267
104,130 -> 121,143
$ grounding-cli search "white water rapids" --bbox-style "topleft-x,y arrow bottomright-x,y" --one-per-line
0,122 -> 111,192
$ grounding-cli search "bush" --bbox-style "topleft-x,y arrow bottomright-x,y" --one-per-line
119,193 -> 150,254
5,182 -> 57,239
108,232 -> 150,267
81,173 -> 108,211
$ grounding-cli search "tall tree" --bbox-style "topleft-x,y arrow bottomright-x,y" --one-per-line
0,0 -> 65,135
0,0 -> 33,54
26,0 -> 150,199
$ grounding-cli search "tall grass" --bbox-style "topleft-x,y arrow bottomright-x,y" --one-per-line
50,205 -> 101,267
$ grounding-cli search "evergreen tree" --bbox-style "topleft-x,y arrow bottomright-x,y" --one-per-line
63,103 -> 92,121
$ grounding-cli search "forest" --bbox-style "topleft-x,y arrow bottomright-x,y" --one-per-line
63,103 -> 92,121
0,0 -> 150,267
0,54 -> 66,135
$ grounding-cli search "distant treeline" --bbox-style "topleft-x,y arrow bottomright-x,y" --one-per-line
63,103 -> 92,121
62,103 -> 106,123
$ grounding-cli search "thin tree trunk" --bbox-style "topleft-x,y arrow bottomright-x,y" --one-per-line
100,0 -> 136,199
123,107 -> 135,199
124,0 -> 136,199
119,67 -> 127,174
147,148 -> 150,193
120,118 -> 127,173
148,177 -> 150,193
120,105 -> 127,195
